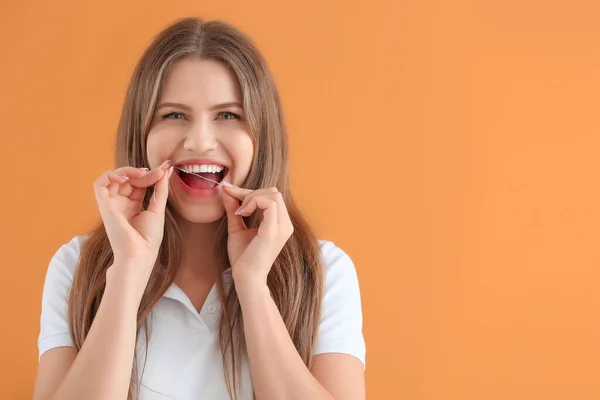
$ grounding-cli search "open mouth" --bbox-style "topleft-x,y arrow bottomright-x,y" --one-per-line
177,166 -> 228,190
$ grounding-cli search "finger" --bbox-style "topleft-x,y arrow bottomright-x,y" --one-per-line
146,166 -> 172,216
235,187 -> 280,214
128,186 -> 147,203
128,168 -> 164,190
108,182 -> 120,197
93,167 -> 145,198
115,169 -> 148,199
117,181 -> 134,197
113,166 -> 149,179
94,170 -> 127,189
261,198 -> 278,235
105,171 -> 128,197
272,192 -> 290,224
128,161 -> 171,188
273,192 -> 294,235
232,186 -> 279,211
244,196 -> 278,236
222,185 -> 247,233
237,195 -> 278,222
222,184 -> 254,201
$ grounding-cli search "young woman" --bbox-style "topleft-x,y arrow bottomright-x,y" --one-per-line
34,17 -> 365,400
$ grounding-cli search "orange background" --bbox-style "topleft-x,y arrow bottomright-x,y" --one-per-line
1,0 -> 599,399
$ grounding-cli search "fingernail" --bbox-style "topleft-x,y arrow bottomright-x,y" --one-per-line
235,206 -> 246,215
221,180 -> 234,188
159,160 -> 171,170
153,192 -> 157,205
119,175 -> 129,181
139,167 -> 149,171
168,166 -> 174,178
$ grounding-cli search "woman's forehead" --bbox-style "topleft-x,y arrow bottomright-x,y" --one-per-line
159,58 -> 242,108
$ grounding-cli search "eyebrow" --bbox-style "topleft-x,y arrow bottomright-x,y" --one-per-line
156,102 -> 243,111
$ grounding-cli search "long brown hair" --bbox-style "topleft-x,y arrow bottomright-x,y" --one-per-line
67,18 -> 324,399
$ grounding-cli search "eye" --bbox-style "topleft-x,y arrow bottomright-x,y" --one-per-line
162,112 -> 186,120
217,112 -> 240,120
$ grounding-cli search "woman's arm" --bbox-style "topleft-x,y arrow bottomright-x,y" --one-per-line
35,164 -> 171,400
34,265 -> 144,400
237,281 -> 365,400
221,185 -> 365,400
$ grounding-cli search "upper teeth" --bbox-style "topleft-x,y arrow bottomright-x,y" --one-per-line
180,164 -> 224,173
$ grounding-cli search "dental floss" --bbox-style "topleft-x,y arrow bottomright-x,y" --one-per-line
175,166 -> 223,186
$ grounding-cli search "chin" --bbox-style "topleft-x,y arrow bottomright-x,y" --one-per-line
170,202 -> 226,224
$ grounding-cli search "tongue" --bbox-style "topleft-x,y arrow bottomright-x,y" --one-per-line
181,172 -> 220,189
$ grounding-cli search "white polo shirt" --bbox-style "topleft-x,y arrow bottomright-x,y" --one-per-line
38,236 -> 365,399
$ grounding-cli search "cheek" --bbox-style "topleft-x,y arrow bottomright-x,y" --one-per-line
228,133 -> 255,174
146,128 -> 176,167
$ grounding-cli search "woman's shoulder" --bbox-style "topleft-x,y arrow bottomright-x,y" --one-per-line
317,240 -> 360,290
318,240 -> 357,272
45,235 -> 89,279
314,240 -> 365,366
38,235 -> 88,358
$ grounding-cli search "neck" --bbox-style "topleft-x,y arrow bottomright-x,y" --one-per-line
175,216 -> 223,278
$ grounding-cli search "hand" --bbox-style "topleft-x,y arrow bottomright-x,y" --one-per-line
221,184 -> 294,289
93,161 -> 172,274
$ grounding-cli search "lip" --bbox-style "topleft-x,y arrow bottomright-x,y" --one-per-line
174,158 -> 229,169
172,158 -> 230,199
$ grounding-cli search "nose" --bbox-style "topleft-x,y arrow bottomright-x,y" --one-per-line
182,120 -> 218,153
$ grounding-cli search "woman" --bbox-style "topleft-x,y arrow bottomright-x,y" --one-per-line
34,17 -> 365,400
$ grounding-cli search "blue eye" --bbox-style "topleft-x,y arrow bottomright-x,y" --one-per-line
218,112 -> 240,120
163,112 -> 185,120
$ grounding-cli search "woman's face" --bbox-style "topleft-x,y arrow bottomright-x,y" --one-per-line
146,58 -> 254,223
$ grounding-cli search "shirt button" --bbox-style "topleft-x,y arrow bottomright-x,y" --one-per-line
208,304 -> 217,314
223,274 -> 232,284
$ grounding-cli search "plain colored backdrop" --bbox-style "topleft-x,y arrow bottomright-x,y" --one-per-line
1,0 -> 599,399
